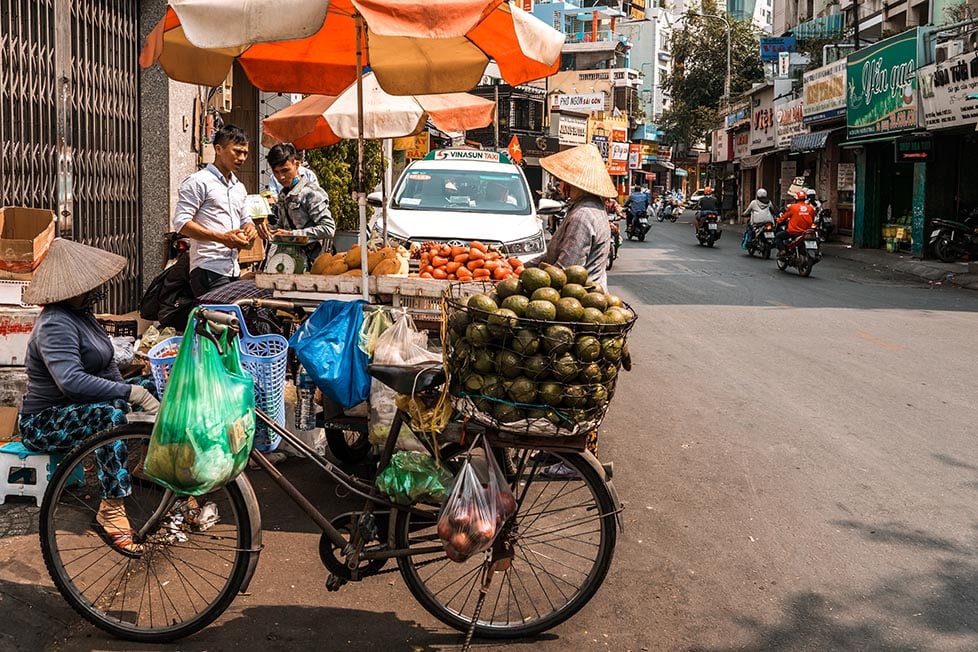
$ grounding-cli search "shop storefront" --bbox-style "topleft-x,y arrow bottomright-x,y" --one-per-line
801,59 -> 853,237
844,29 -> 926,254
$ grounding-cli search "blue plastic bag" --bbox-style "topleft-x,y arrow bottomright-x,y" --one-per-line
289,300 -> 371,409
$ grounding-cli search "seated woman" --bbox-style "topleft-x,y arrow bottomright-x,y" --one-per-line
18,239 -> 160,556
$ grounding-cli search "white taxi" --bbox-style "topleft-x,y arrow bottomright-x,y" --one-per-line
367,149 -> 560,262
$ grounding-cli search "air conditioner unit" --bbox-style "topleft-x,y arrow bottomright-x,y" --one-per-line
210,71 -> 233,114
936,39 -> 965,64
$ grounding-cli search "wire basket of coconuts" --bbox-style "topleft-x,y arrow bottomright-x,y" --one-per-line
442,263 -> 636,438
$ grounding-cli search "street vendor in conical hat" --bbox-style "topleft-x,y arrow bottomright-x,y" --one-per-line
19,238 -> 159,556
534,143 -> 615,290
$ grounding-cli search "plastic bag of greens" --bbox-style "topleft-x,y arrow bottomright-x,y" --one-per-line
144,309 -> 256,495
358,307 -> 393,357
375,451 -> 453,505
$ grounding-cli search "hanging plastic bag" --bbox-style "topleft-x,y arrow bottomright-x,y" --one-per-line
144,310 -> 256,496
368,309 -> 440,450
375,450 -> 453,505
289,300 -> 371,409
358,307 -> 393,357
435,437 -> 516,562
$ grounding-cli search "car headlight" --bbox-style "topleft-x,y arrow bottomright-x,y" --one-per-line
504,231 -> 546,255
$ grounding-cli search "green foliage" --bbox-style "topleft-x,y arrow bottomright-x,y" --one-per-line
658,0 -> 764,147
305,140 -> 383,232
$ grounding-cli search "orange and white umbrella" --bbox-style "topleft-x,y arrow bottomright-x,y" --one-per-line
139,0 -> 564,96
261,73 -> 496,150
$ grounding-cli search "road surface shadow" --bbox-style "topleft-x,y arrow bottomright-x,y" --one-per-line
689,517 -> 978,651
0,578 -> 77,651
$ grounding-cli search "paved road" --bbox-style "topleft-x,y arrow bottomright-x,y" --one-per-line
4,218 -> 978,651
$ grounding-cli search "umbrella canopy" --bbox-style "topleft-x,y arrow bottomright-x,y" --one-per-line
139,0 -> 564,96
261,74 -> 496,150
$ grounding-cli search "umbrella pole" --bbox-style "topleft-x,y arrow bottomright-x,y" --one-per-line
356,14 -> 369,302
382,138 -> 391,247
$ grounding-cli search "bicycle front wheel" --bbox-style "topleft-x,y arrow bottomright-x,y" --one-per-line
39,423 -> 255,643
395,448 -> 617,638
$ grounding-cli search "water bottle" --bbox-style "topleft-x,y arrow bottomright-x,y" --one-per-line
295,365 -> 316,431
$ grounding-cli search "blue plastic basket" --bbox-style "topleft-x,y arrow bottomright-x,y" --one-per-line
148,305 -> 289,452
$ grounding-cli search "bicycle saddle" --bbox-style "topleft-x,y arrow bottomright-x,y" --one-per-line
368,364 -> 446,395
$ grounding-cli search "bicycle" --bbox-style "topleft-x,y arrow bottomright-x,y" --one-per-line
38,304 -> 622,643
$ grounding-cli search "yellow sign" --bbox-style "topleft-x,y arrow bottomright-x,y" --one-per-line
393,136 -> 415,150
406,133 -> 430,160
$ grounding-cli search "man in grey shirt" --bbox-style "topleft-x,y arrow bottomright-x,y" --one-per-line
173,124 -> 259,297
535,143 -> 614,291
262,143 -> 334,265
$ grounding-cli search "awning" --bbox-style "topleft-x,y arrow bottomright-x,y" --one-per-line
738,154 -> 766,169
839,133 -> 901,148
649,160 -> 675,170
790,130 -> 832,153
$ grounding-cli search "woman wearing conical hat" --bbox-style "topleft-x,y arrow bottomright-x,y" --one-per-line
18,239 -> 159,556
535,143 -> 615,291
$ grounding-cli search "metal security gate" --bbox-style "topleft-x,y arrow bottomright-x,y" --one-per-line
0,0 -> 140,313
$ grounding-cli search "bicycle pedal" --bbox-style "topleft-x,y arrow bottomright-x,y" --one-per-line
325,573 -> 347,592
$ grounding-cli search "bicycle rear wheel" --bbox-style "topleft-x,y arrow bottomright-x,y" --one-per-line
39,423 -> 255,643
395,448 -> 617,638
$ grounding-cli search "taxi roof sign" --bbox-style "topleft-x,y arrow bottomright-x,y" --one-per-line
423,148 -> 513,164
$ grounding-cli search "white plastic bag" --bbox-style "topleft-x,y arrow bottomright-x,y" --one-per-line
368,309 -> 440,451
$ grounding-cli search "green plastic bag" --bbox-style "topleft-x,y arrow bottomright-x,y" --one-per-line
375,451 -> 453,505
144,309 -> 256,495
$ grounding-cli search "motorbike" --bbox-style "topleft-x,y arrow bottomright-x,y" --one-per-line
626,209 -> 652,242
814,207 -> 834,242
929,208 -> 978,262
744,222 -> 777,259
695,211 -> 722,247
776,227 -> 822,277
607,218 -> 622,270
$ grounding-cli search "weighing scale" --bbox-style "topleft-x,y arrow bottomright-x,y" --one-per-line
266,234 -> 312,274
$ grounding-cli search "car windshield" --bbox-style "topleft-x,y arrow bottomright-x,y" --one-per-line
392,168 -> 531,214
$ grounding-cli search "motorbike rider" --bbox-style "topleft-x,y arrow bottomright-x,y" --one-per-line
775,190 -> 815,255
742,188 -> 775,244
623,185 -> 650,234
693,187 -> 720,232
806,188 -> 821,211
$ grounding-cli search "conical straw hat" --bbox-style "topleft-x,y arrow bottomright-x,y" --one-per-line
540,143 -> 617,198
22,239 -> 127,305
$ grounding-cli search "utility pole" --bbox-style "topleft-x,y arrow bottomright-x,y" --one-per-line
853,0 -> 861,51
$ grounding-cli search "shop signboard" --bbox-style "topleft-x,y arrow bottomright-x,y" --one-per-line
725,101 -> 751,128
657,144 -> 672,160
894,133 -> 932,163
733,129 -> 751,160
609,140 -> 630,176
557,114 -> 587,145
628,143 -> 641,169
846,29 -> 922,139
776,98 -> 807,149
918,44 -> 978,130
404,132 -> 430,159
780,160 -> 797,199
837,162 -> 855,191
750,88 -> 776,151
712,128 -> 731,163
760,37 -> 796,62
591,134 -> 609,161
552,93 -> 605,112
803,59 -> 847,124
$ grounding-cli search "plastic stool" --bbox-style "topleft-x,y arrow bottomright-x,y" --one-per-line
0,442 -> 52,507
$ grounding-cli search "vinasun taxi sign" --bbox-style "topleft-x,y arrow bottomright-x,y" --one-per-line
847,28 -> 924,139
424,149 -> 514,164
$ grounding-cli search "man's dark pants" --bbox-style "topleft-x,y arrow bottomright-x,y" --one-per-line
190,267 -> 236,298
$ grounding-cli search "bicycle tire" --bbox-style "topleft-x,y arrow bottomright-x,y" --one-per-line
325,428 -> 372,463
39,423 -> 255,643
394,447 -> 617,638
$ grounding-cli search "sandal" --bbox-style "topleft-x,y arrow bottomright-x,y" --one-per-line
93,519 -> 144,558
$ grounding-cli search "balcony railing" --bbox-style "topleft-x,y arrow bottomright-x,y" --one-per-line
564,30 -> 626,44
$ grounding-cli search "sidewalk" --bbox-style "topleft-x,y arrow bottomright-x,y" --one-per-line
823,242 -> 978,290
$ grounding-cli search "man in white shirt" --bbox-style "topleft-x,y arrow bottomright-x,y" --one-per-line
173,125 -> 259,297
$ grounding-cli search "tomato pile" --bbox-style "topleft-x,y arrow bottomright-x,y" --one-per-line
413,241 -> 525,282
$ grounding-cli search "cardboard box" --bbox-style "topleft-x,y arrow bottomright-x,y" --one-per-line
0,207 -> 56,274
0,407 -> 18,441
238,237 -> 266,264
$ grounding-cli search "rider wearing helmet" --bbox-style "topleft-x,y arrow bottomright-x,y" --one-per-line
694,187 -> 719,231
741,188 -> 775,248
775,190 -> 815,255
805,188 -> 821,212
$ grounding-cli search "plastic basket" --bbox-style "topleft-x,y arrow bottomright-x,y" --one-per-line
149,305 -> 289,452
442,282 -> 636,438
